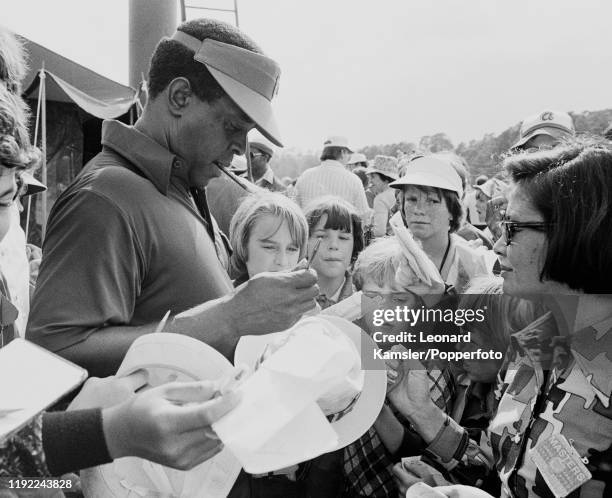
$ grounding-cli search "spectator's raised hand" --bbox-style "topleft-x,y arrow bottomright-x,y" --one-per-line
385,346 -> 432,417
102,379 -> 240,470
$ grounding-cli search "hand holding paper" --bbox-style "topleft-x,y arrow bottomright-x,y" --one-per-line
389,212 -> 446,305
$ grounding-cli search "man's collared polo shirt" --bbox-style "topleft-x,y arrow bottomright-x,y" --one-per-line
27,120 -> 233,355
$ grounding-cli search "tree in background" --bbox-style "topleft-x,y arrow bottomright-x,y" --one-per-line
419,132 -> 454,153
269,109 -> 612,183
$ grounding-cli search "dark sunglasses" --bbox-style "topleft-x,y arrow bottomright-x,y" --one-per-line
500,218 -> 552,245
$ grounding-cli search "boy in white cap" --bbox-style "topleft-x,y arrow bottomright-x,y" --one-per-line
294,136 -> 370,222
389,156 -> 494,292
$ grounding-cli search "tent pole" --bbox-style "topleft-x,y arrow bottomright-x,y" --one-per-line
245,141 -> 253,183
40,66 -> 47,239
30,70 -> 44,244
25,196 -> 32,242
33,81 -> 42,146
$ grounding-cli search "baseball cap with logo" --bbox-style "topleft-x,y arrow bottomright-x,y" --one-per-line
170,31 -> 283,147
366,155 -> 399,181
390,155 -> 463,197
512,110 -> 575,150
323,136 -> 353,153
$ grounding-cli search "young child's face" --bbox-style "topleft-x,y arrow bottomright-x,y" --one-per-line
309,214 -> 353,279
246,214 -> 300,277
0,165 -> 19,242
401,185 -> 451,242
361,278 -> 420,345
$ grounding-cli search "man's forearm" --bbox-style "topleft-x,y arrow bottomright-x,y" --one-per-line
167,293 -> 239,359
58,324 -> 158,377
59,295 -> 239,377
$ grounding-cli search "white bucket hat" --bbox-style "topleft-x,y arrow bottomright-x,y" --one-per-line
347,152 -> 367,165
233,315 -> 386,452
81,333 -> 242,498
390,156 -> 463,197
171,31 -> 283,147
366,155 -> 400,181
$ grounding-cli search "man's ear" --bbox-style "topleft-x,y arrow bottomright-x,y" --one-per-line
166,77 -> 193,117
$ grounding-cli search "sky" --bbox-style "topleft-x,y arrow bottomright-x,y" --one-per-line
2,0 -> 611,152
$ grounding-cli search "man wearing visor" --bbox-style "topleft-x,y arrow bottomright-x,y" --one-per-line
28,19 -> 318,376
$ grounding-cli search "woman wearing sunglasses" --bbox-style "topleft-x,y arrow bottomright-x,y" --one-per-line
486,140 -> 612,497
404,139 -> 612,497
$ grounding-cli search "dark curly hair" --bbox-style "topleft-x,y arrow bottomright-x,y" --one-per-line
0,87 -> 40,170
0,28 -> 28,95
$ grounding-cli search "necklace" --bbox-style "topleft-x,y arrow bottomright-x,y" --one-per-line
438,234 -> 451,273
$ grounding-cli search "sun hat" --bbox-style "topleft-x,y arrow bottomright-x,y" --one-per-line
323,135 -> 353,152
249,139 -> 274,158
366,155 -> 399,181
233,315 -> 386,452
390,155 -> 463,197
170,31 -> 283,147
347,153 -> 367,165
81,333 -> 242,498
473,178 -> 508,199
512,110 -> 575,150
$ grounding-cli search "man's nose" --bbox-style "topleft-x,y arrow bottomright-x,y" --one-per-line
492,233 -> 506,256
232,133 -> 248,156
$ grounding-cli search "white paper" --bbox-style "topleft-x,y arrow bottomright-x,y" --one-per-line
0,339 -> 87,441
321,291 -> 364,321
214,328 -> 357,472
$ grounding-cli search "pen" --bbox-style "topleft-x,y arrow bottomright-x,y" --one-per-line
308,239 -> 322,269
154,310 -> 171,334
